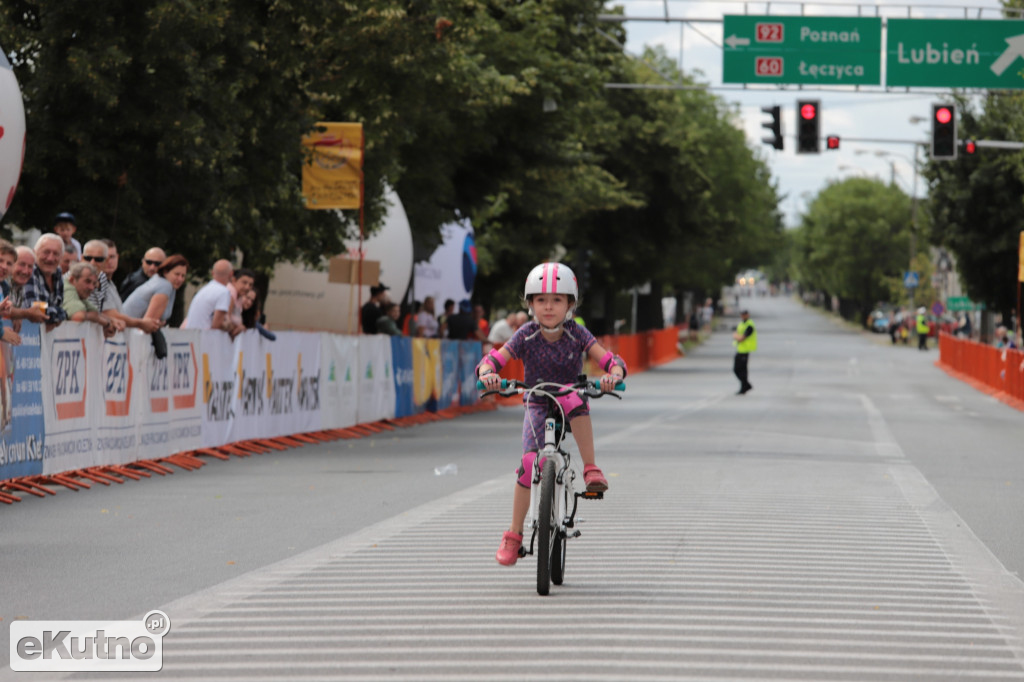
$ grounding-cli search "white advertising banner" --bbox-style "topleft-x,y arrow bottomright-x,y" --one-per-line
94,332 -> 138,466
320,333 -> 359,430
253,331 -> 322,439
135,330 -> 203,460
40,324 -> 116,473
357,335 -> 395,424
201,331 -> 322,446
200,331 -> 236,448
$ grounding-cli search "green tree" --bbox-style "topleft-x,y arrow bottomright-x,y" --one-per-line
794,177 -> 912,325
1,0 -> 356,272
924,92 -> 1024,321
566,47 -> 782,331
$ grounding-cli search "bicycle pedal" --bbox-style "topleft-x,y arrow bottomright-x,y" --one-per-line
580,491 -> 604,500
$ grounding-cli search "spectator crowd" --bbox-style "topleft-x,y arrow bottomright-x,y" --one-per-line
0,212 -> 275,355
359,283 -> 529,348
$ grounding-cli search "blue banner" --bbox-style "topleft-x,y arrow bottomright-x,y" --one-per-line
390,336 -> 415,418
440,341 -> 459,410
458,341 -> 481,407
0,322 -> 45,480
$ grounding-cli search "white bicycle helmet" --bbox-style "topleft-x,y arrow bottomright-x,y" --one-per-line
523,262 -> 578,300
523,262 -> 579,334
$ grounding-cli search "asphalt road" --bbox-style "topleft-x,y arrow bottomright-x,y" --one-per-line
2,295 -> 1023,680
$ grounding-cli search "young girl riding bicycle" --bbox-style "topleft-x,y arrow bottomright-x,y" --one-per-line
477,262 -> 627,566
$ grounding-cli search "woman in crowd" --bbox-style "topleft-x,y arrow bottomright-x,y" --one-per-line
240,287 -> 276,341
122,254 -> 189,325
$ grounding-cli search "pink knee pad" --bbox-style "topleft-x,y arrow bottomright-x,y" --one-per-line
517,452 -> 547,488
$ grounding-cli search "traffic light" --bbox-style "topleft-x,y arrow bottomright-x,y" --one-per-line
931,103 -> 957,160
963,139 -> 977,155
796,100 -> 820,154
825,135 -> 840,151
761,105 -> 782,150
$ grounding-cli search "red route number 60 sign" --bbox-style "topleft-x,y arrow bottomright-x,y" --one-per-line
755,57 -> 784,77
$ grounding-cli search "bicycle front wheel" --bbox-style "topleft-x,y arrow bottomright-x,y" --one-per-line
536,457 -> 557,596
550,480 -> 568,585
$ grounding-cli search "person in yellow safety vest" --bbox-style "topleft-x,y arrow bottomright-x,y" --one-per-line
916,307 -> 929,351
732,310 -> 757,395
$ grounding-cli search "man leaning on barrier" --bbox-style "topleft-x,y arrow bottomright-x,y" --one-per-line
62,262 -> 119,338
119,246 -> 166,301
7,247 -> 48,332
81,239 -> 161,334
22,233 -> 69,327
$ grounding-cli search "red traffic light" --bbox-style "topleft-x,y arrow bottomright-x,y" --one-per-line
800,103 -> 818,120
964,140 -> 977,154
826,135 -> 840,150
935,106 -> 952,125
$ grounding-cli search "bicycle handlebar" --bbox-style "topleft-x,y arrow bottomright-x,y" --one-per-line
476,378 -> 626,396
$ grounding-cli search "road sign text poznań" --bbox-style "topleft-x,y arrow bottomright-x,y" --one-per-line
723,16 -> 882,85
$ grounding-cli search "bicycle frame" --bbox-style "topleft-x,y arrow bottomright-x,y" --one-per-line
523,415 -> 574,556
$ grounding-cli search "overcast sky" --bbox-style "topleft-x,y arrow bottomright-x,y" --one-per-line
609,0 -> 1013,225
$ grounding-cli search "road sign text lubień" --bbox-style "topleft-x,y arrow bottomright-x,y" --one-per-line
723,16 -> 882,85
887,19 -> 1024,88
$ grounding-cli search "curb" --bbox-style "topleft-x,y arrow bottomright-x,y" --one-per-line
0,401 -> 499,505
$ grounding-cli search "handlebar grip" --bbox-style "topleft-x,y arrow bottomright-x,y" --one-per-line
476,378 -> 510,390
591,380 -> 626,392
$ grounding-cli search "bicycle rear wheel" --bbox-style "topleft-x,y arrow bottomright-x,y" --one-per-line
536,457 -> 557,596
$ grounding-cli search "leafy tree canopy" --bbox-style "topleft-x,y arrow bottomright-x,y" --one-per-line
794,177 -> 912,323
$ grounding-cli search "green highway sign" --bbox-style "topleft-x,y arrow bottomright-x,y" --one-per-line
723,16 -> 882,85
946,296 -> 985,312
887,19 -> 1024,88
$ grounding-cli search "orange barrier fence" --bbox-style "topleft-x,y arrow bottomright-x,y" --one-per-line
938,332 -> 1024,411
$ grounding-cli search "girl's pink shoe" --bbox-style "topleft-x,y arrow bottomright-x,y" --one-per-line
583,465 -> 608,492
495,531 -> 523,566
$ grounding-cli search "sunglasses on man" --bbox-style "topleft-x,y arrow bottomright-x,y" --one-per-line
144,259 -> 162,266
82,255 -> 106,263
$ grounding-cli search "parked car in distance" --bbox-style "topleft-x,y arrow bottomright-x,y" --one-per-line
869,310 -> 890,334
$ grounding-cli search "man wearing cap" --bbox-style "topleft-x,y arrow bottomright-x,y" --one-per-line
360,283 -> 389,334
732,309 -> 756,395
916,307 -> 929,351
53,212 -> 82,258
119,246 -> 167,300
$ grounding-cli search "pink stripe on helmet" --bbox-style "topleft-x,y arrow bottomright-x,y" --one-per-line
542,263 -> 552,293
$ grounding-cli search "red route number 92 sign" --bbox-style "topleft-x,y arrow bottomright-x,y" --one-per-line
756,23 -> 784,42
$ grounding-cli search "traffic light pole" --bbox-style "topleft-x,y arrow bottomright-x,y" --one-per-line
909,144 -> 920,311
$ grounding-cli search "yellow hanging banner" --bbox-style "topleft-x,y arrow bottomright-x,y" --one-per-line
301,123 -> 363,209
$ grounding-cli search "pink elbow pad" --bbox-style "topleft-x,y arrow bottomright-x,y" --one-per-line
476,349 -> 507,376
599,351 -> 628,377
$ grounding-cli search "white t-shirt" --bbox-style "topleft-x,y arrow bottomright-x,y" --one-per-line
488,318 -> 515,344
183,280 -> 231,329
415,310 -> 439,337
